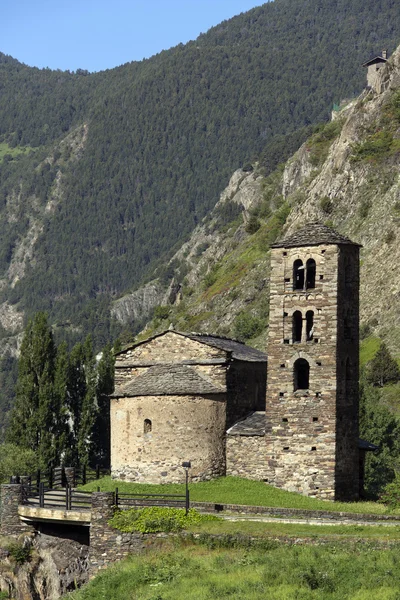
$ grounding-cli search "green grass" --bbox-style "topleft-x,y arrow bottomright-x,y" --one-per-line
360,336 -> 381,367
79,476 -> 399,516
70,540 -> 400,599
189,518 -> 400,540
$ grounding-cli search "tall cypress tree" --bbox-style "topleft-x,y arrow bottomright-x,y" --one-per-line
91,343 -> 115,467
6,312 -> 61,469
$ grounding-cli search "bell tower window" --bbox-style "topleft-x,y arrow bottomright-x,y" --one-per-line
292,311 -> 302,343
306,259 -> 316,289
293,260 -> 304,290
294,358 -> 310,391
144,419 -> 152,433
306,310 -> 314,341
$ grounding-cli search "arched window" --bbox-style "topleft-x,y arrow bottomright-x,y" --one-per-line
306,259 -> 316,289
293,260 -> 304,290
294,358 -> 310,391
144,419 -> 152,433
292,311 -> 302,343
306,310 -> 314,341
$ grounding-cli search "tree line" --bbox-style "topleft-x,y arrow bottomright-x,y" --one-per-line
5,313 -> 115,474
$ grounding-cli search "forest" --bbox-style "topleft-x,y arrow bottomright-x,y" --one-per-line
0,0 -> 398,354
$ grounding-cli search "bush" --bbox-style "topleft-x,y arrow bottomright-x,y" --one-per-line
233,312 -> 266,341
0,443 -> 37,483
245,215 -> 261,234
109,507 -> 218,533
319,196 -> 333,214
380,474 -> 400,508
6,541 -> 31,565
153,305 -> 171,320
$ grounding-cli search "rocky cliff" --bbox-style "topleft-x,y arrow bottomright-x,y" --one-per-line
136,43 -> 400,356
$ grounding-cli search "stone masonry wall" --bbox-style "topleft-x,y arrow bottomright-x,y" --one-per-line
226,435 -> 270,480
264,244 -> 341,499
111,393 -> 227,483
0,484 -> 34,537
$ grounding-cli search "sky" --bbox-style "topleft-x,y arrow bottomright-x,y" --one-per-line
2,1 -> 264,73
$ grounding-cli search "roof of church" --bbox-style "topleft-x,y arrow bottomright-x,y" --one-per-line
226,411 -> 266,436
271,222 -> 361,249
117,330 -> 267,363
112,364 -> 226,397
187,333 -> 267,362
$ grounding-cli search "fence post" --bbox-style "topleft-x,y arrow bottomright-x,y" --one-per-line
36,469 -> 41,493
82,464 -> 86,485
0,484 -> 30,536
49,468 -> 53,490
96,464 -> 100,480
39,482 -> 45,508
115,487 -> 119,508
65,484 -> 69,510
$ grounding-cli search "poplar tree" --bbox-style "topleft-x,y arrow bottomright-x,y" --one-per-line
91,343 -> 115,467
6,313 -> 60,469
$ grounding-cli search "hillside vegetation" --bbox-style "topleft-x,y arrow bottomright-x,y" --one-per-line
0,0 -> 398,352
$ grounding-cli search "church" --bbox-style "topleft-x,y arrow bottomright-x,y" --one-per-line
111,223 -> 370,501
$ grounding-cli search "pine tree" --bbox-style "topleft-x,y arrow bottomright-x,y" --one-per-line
6,312 -> 60,469
367,343 -> 400,387
91,343 -> 115,467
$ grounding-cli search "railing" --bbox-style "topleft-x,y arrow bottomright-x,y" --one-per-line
115,488 -> 189,515
11,464 -> 110,490
21,481 -> 92,512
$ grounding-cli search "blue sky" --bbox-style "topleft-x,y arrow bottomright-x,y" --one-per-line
2,1 -> 263,73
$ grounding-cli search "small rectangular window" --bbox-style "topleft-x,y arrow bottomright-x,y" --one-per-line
284,339 -> 290,344
314,338 -> 319,343
319,274 -> 324,280
311,447 -> 317,451
279,392 -> 285,397
280,363 -> 286,368
313,417 -> 319,422
283,251 -> 287,256
321,249 -> 326,254
316,361 -> 322,366
283,447 -> 289,451
315,392 -> 321,398
284,277 -> 290,283
283,312 -> 288,317
282,418 -> 288,422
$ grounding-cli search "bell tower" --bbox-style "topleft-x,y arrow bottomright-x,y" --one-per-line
264,223 -> 361,500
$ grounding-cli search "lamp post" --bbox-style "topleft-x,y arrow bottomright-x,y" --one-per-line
182,461 -> 191,515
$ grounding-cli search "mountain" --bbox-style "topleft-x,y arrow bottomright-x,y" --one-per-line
0,0 -> 398,354
138,43 -> 400,365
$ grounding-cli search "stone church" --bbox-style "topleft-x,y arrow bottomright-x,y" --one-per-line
111,223 -> 369,501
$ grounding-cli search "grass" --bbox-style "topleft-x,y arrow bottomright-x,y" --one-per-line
69,540 -> 400,599
79,476 -> 399,516
189,518 -> 400,540
360,336 -> 381,367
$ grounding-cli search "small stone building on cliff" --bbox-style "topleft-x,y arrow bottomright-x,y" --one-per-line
111,331 -> 267,483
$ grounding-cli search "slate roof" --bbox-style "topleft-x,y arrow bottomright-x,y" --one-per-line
359,438 -> 379,451
187,333 -> 267,362
271,222 -> 361,249
117,330 -> 267,363
112,364 -> 226,397
362,55 -> 388,67
226,411 -> 266,436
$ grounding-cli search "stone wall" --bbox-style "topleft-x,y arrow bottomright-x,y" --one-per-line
264,242 -> 359,500
226,435 -> 270,480
111,394 -> 227,483
0,484 -> 34,537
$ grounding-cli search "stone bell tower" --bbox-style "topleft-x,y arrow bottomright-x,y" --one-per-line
264,223 -> 361,500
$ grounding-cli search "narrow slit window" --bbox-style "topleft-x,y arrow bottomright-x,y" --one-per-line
292,310 -> 303,343
293,259 -> 304,290
306,258 -> 316,289
294,358 -> 310,391
144,419 -> 152,433
306,310 -> 314,341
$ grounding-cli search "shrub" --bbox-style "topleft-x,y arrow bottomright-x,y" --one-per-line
245,215 -> 261,234
379,474 -> 400,508
233,312 -> 266,341
109,507 -> 218,533
319,196 -> 333,214
6,541 -> 31,565
242,163 -> 253,172
385,230 -> 396,244
153,305 -> 171,320
0,443 -> 37,483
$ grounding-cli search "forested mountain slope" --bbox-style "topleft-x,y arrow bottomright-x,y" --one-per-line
0,0 -> 399,353
140,43 -> 400,362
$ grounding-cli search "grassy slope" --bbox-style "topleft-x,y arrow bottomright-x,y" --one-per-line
80,476 -> 399,516
70,542 -> 400,600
